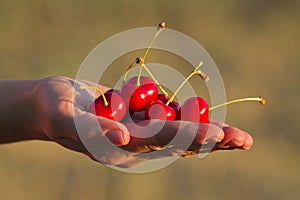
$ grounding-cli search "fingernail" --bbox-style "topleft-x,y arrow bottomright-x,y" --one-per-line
217,137 -> 223,142
243,146 -> 251,150
228,140 -> 243,147
106,130 -> 129,146
243,143 -> 252,150
121,131 -> 130,145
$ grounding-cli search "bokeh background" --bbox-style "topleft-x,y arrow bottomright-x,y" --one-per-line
1,0 -> 300,199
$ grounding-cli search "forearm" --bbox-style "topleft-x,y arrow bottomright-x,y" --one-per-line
0,80 -> 48,144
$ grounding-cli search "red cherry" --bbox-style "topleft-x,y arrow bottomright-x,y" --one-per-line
121,76 -> 158,112
145,100 -> 176,120
157,94 -> 180,120
168,101 -> 180,120
179,97 -> 209,123
105,88 -> 121,95
89,91 -> 127,122
157,93 -> 169,103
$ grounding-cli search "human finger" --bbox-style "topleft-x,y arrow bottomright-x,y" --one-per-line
214,126 -> 252,149
73,109 -> 130,146
122,120 -> 223,154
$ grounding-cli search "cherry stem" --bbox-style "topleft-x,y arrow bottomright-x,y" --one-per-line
79,86 -> 109,107
123,22 -> 166,86
141,63 -> 169,96
209,97 -> 266,111
195,61 -> 209,81
136,22 -> 165,87
137,61 -> 144,86
166,62 -> 206,105
123,61 -> 137,82
142,23 -> 165,60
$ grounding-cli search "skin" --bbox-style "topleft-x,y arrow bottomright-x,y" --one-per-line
0,76 -> 253,168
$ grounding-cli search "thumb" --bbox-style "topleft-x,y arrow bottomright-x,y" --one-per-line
106,129 -> 130,146
97,117 -> 130,146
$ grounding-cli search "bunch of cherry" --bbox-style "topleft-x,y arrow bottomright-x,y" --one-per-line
81,22 -> 265,123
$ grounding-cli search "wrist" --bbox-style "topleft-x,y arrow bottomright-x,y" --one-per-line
0,79 -> 49,143
22,79 -> 51,141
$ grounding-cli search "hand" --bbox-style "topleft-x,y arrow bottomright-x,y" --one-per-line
29,76 -> 253,168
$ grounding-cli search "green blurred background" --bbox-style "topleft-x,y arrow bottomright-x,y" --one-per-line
1,0 -> 300,199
